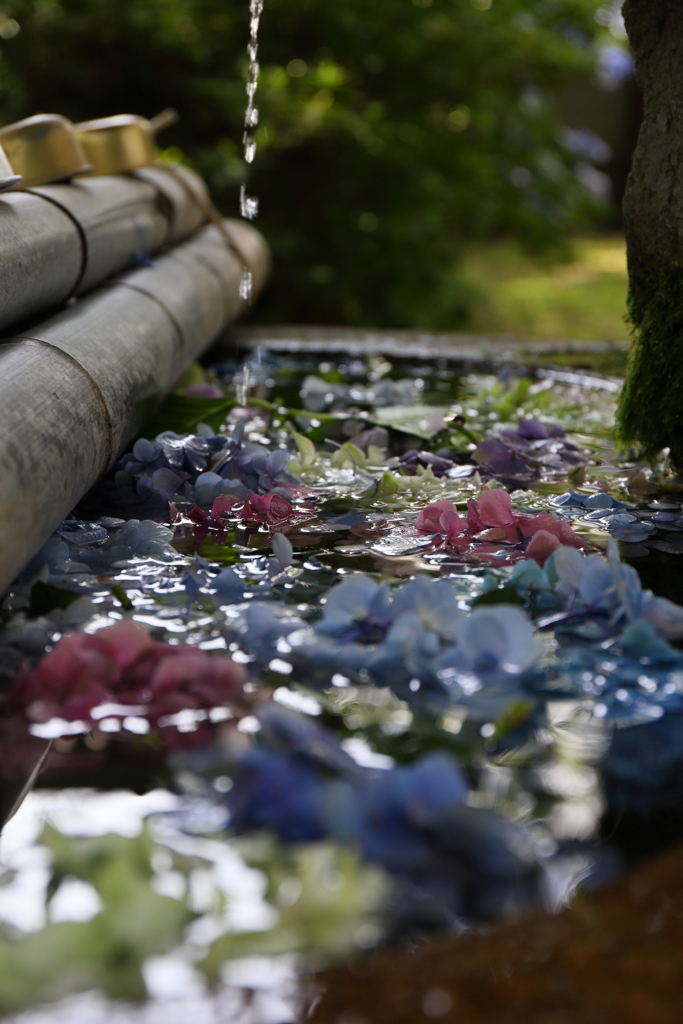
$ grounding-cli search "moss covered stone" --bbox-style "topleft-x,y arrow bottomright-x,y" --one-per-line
617,270 -> 683,464
616,0 -> 683,464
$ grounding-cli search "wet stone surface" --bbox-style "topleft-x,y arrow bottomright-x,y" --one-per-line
310,838 -> 683,1024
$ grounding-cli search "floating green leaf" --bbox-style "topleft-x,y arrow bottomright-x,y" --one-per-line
369,404 -> 450,441
293,431 -> 318,469
358,470 -> 400,503
111,584 -> 133,610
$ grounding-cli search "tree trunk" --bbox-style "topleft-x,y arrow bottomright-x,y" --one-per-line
617,0 -> 683,463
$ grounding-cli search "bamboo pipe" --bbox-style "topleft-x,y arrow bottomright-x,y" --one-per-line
27,174 -> 168,295
0,165 -> 209,334
0,217 -> 270,594
132,164 -> 209,244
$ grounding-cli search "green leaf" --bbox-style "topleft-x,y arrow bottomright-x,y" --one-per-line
174,362 -> 206,391
292,431 -> 317,469
471,585 -> 523,608
195,535 -> 240,564
493,699 -> 535,740
111,584 -> 133,610
369,405 -> 450,441
358,470 -> 399,503
366,444 -> 387,464
331,442 -> 366,469
138,394 -> 236,439
492,378 -> 532,419
291,411 -> 339,444
376,470 -> 399,499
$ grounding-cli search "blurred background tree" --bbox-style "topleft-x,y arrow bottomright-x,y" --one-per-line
0,0 -> 625,328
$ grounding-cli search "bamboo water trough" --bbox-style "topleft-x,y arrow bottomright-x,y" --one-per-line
0,212 -> 270,593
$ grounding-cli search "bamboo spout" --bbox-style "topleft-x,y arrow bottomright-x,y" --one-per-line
0,218 -> 270,594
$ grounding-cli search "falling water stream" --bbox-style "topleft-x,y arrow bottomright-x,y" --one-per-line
234,0 -> 264,405
237,0 -> 264,315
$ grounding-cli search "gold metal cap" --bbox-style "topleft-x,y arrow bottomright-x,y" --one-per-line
75,109 -> 178,176
0,114 -> 91,188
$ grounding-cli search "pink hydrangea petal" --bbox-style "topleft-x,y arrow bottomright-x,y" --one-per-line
556,521 -> 587,549
148,649 -> 245,701
416,501 -> 458,534
477,489 -> 515,527
520,513 -> 586,550
445,537 -> 471,553
25,699 -> 62,724
62,687 -> 111,723
241,492 -> 294,525
519,512 -> 560,539
476,527 -> 509,542
266,495 -> 296,525
93,620 -> 155,669
13,637 -> 117,709
148,692 -> 199,722
211,494 -> 239,520
467,498 -> 486,533
438,509 -> 468,540
189,505 -> 209,525
12,620 -> 245,731
148,652 -> 210,696
526,529 -> 561,565
185,383 -> 224,398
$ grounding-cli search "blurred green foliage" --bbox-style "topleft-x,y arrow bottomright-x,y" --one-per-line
200,837 -> 389,974
461,234 -> 629,341
0,825 -> 192,1012
0,822 -> 388,1013
0,0 -> 605,326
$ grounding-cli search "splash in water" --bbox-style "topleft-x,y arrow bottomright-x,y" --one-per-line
234,365 -> 249,405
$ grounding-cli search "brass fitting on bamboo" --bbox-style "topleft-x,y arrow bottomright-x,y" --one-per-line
75,109 -> 178,175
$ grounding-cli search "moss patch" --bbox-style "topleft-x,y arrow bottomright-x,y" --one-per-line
616,268 -> 683,464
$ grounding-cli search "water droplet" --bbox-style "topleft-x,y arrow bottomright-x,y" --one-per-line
239,268 -> 253,303
240,184 -> 259,220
